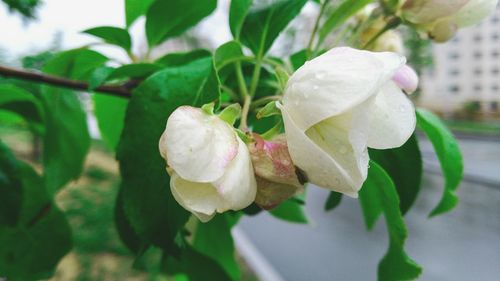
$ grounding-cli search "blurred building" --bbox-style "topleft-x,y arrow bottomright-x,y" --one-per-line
419,4 -> 500,119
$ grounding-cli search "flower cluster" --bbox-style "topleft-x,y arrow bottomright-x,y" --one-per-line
159,47 -> 419,222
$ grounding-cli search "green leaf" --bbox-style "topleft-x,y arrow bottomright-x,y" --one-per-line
214,41 -> 246,70
0,142 -> 72,280
229,0 -> 252,39
40,49 -> 107,195
116,57 -> 220,253
318,0 -> 372,46
0,84 -> 44,125
114,188 -> 143,254
145,0 -> 217,46
416,109 -> 463,217
93,94 -> 128,150
107,63 -> 163,80
240,0 -> 307,55
88,66 -> 115,90
156,49 -> 212,67
269,198 -> 308,224
290,49 -> 307,70
194,215 -> 241,280
83,26 -> 132,51
181,246 -> 233,281
125,0 -> 156,27
370,135 -> 423,215
0,141 -> 23,226
324,192 -> 342,211
359,162 -> 422,281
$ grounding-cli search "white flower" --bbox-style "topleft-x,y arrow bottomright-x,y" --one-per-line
402,0 -> 499,42
159,106 -> 257,222
279,47 -> 417,197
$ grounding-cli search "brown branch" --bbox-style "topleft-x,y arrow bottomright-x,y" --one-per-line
0,65 -> 133,98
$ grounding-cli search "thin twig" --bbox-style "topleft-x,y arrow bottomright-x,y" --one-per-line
0,65 -> 133,98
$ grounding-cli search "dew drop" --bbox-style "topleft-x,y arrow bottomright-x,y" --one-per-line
315,72 -> 326,80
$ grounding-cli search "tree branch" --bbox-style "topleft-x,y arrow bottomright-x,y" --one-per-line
0,65 -> 133,98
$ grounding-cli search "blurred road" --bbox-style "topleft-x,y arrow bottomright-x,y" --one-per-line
237,136 -> 500,281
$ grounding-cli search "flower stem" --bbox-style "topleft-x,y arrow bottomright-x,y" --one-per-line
250,95 -> 281,110
307,0 -> 328,59
240,94 -> 252,130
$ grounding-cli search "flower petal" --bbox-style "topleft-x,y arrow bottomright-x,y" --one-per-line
402,0 -> 468,24
366,82 -> 417,149
280,104 -> 368,197
392,64 -> 419,94
213,138 -> 257,211
283,47 -> 405,130
453,0 -> 499,27
163,106 -> 239,182
170,172 -> 222,222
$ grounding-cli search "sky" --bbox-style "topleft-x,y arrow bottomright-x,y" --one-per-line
0,0 -> 236,64
0,0 -> 317,64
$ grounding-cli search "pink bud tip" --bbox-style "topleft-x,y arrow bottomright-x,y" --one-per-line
392,65 -> 419,94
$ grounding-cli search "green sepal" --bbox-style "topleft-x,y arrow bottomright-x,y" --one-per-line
218,103 -> 241,126
201,102 -> 215,115
275,66 -> 289,90
256,101 -> 281,119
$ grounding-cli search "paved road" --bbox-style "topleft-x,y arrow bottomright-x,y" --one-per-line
237,137 -> 500,281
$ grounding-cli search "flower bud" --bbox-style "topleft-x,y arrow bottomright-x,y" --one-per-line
392,64 -> 419,94
401,0 -> 499,42
159,106 -> 257,222
248,134 -> 303,209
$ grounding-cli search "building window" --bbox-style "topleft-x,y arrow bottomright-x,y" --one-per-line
493,16 -> 500,23
473,51 -> 483,59
492,67 -> 500,75
473,34 -> 483,42
474,84 -> 482,92
492,33 -> 500,41
492,50 -> 500,58
449,69 -> 460,76
449,85 -> 460,94
491,101 -> 498,112
492,84 -> 499,92
474,68 -> 483,76
449,52 -> 460,60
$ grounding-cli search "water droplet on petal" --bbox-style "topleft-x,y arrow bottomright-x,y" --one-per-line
315,72 -> 326,80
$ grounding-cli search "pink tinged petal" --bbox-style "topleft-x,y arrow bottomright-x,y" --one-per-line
163,106 -> 239,183
213,138 -> 257,211
392,65 -> 419,94
249,134 -> 302,208
249,134 -> 301,186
